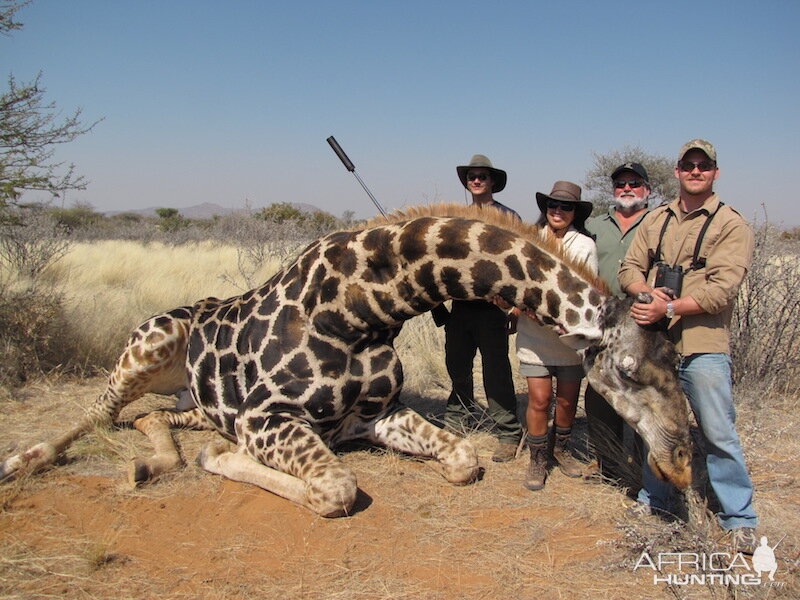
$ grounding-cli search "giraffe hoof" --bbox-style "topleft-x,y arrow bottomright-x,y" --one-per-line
127,458 -> 151,487
1,443 -> 59,482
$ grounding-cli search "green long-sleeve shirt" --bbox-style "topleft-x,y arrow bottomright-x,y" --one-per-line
586,206 -> 650,297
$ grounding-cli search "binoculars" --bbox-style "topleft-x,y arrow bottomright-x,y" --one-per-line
654,262 -> 683,298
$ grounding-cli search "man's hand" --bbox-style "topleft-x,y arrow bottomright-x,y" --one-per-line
630,289 -> 670,326
651,287 -> 676,302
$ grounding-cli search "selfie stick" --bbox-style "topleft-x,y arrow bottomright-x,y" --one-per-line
326,136 -> 387,218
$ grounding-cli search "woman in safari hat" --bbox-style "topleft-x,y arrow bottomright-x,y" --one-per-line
513,181 -> 597,491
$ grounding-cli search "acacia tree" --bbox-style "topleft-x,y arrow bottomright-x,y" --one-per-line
0,0 -> 26,34
583,145 -> 678,215
1,1 -> 100,208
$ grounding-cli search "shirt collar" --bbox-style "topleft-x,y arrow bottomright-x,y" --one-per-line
667,193 -> 721,219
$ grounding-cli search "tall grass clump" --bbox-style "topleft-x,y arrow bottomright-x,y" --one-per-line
0,282 -> 67,386
0,206 -> 74,386
731,222 -> 800,395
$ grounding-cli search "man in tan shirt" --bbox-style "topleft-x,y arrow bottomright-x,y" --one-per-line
618,139 -> 758,554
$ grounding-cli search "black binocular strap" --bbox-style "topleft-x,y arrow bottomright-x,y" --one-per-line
649,202 -> 725,272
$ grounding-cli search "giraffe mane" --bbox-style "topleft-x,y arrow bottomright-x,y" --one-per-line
363,203 -> 611,296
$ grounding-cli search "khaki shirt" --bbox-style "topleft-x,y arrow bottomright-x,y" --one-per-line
617,194 -> 754,355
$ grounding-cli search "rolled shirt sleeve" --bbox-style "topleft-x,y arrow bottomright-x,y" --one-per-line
688,218 -> 754,314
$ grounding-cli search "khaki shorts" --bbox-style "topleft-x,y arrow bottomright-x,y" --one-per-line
520,362 -> 584,381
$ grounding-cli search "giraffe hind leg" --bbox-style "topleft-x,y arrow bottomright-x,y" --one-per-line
0,309 -> 192,482
128,407 -> 214,486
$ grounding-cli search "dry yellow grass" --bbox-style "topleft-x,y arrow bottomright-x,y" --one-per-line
16,240 -> 283,369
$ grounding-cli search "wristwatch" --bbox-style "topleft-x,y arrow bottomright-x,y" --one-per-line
665,301 -> 675,319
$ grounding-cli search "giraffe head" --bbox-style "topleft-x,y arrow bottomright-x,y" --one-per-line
583,294 -> 692,489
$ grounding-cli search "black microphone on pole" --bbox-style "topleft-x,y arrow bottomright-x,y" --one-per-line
326,136 -> 387,218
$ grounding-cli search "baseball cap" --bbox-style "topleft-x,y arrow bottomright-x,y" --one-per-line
610,162 -> 649,182
679,139 -> 717,162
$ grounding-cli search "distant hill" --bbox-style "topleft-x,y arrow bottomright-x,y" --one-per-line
105,202 -> 324,220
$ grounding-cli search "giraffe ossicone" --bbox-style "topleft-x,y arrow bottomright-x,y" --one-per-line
0,204 -> 691,515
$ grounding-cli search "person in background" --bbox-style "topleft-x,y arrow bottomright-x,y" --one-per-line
514,181 -> 597,490
618,139 -> 758,554
432,154 -> 523,463
584,163 -> 651,479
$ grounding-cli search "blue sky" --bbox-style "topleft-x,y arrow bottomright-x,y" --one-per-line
4,0 -> 800,226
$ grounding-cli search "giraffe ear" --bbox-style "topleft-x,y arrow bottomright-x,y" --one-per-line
559,333 -> 591,350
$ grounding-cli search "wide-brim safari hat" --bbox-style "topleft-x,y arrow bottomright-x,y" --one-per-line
456,154 -> 507,193
535,181 -> 593,222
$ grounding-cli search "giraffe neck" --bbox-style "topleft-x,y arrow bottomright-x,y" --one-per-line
303,216 -> 606,347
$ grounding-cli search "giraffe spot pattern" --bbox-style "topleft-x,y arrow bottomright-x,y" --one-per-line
398,218 -> 434,262
545,289 -> 561,319
565,308 -> 580,327
504,255 -> 525,280
471,260 -> 502,297
441,266 -> 467,298
112,214 -> 607,512
436,220 -> 472,260
414,262 -> 445,302
478,227 -> 516,254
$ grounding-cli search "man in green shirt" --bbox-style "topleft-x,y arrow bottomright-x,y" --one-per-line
584,162 -> 650,478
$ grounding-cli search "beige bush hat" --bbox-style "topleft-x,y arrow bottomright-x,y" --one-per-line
456,154 -> 507,193
535,181 -> 593,222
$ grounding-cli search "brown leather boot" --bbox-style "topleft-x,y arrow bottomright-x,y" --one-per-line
553,427 -> 583,478
524,434 -> 548,491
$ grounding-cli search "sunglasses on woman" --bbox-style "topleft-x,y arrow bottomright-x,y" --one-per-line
546,200 -> 575,212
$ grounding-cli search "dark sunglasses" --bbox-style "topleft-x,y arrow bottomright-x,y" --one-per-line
613,180 -> 645,189
546,200 -> 575,212
466,172 -> 489,181
678,160 -> 716,172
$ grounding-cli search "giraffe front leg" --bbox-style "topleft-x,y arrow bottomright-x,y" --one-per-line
198,413 -> 358,518
128,408 -> 213,486
370,407 -> 480,485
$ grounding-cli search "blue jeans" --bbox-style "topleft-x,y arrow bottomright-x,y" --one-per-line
637,353 -> 758,530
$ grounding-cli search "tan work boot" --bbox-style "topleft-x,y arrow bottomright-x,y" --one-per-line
524,435 -> 548,491
553,429 -> 583,478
